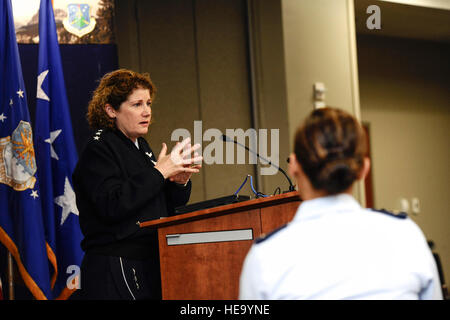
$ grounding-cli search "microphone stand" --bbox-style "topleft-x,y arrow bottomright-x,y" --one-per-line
222,135 -> 295,193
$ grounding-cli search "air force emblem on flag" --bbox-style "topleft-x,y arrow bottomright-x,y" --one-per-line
62,4 -> 96,38
0,121 -> 37,191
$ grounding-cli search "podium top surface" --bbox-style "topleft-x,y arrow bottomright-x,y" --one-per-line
139,191 -> 301,229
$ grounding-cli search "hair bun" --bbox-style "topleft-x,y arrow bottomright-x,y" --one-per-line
294,107 -> 367,195
317,160 -> 357,194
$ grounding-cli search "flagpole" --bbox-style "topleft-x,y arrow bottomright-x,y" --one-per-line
7,252 -> 14,300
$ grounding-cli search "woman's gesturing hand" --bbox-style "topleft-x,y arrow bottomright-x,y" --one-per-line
154,138 -> 203,180
169,153 -> 202,185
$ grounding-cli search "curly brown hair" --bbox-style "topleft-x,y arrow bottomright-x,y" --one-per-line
87,69 -> 156,130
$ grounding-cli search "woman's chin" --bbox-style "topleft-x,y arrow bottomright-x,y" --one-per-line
138,127 -> 149,136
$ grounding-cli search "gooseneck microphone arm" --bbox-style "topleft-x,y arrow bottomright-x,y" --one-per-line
221,134 -> 295,192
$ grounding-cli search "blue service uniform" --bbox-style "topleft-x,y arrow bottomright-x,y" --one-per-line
239,194 -> 443,300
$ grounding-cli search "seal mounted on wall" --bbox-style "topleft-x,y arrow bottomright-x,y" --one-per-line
62,3 -> 96,38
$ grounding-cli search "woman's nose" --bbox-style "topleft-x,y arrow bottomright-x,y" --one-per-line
143,105 -> 151,116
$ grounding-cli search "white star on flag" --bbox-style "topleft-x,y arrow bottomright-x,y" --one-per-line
9,99 -> 13,106
45,129 -> 62,160
37,70 -> 50,101
0,113 -> 6,122
54,177 -> 79,226
16,89 -> 24,98
30,190 -> 39,199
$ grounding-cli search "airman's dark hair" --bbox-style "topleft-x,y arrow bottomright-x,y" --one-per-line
294,107 -> 367,194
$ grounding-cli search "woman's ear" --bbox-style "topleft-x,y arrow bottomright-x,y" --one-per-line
288,153 -> 300,179
357,156 -> 371,181
104,104 -> 116,119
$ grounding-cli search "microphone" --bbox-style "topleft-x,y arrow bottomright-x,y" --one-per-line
221,134 -> 295,193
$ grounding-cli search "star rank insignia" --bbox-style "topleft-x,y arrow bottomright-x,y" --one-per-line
93,129 -> 103,141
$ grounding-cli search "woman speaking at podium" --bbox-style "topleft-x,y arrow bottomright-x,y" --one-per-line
239,107 -> 442,300
72,69 -> 202,300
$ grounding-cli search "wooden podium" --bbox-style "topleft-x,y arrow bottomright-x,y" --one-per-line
139,191 -> 301,300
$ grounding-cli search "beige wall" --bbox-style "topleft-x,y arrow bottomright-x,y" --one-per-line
281,0 -> 365,203
358,35 -> 450,284
247,0 -> 291,195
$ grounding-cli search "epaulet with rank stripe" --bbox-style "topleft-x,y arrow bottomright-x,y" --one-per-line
255,224 -> 288,244
371,208 -> 408,219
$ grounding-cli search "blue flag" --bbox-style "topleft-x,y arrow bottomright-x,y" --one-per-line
35,0 -> 84,299
0,0 -> 52,300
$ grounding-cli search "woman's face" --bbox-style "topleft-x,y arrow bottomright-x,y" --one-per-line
110,87 -> 152,142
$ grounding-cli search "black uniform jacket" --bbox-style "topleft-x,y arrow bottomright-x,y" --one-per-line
72,128 -> 191,260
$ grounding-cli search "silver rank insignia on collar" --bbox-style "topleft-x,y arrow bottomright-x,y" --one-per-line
145,152 -> 157,165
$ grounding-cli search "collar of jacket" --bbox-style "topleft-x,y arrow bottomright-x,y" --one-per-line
106,127 -> 155,165
292,193 -> 362,223
107,127 -> 142,146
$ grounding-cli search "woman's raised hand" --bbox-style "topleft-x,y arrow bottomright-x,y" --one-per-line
154,138 -> 203,180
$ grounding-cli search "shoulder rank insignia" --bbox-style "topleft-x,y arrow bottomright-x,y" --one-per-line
93,129 -> 103,141
255,224 -> 288,244
371,208 -> 408,219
